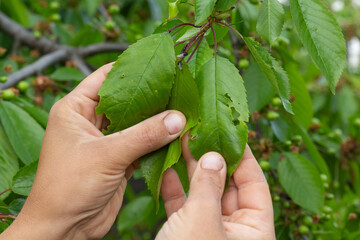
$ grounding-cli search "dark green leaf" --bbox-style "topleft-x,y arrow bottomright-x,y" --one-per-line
187,39 -> 213,78
256,0 -> 285,45
290,0 -> 346,92
244,37 -> 293,114
270,117 -> 291,142
116,196 -> 155,233
216,0 -> 237,11
8,198 -> 25,215
12,161 -> 38,196
243,62 -> 275,113
189,56 -> 249,177
0,101 -> 44,165
96,33 -> 176,134
278,153 -> 324,213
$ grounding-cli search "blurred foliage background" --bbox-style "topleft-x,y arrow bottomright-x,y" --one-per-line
0,0 -> 360,239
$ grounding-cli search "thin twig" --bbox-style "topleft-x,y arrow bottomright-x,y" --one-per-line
187,34 -> 204,63
216,20 -> 244,39
174,40 -> 187,47
168,23 -> 202,33
209,22 -> 217,55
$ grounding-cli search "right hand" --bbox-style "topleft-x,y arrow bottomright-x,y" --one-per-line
156,137 -> 275,240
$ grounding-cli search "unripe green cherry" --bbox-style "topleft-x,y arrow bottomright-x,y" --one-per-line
0,76 -> 7,83
312,117 -> 321,125
273,195 -> 280,202
354,118 -> 360,127
326,193 -> 334,200
2,89 -> 15,100
17,81 -> 29,92
259,160 -> 271,171
266,111 -> 280,120
333,180 -> 340,189
49,2 -> 60,11
238,59 -> 249,69
320,174 -> 328,183
323,182 -> 329,189
292,135 -> 303,142
284,140 -> 292,146
298,225 -> 310,235
283,201 -> 290,208
303,216 -> 313,226
33,30 -> 41,39
108,4 -> 120,14
323,206 -> 333,213
50,13 -> 61,22
271,97 -> 282,106
105,20 -> 116,31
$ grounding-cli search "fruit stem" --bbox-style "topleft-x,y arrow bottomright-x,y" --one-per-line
215,20 -> 244,39
168,23 -> 202,33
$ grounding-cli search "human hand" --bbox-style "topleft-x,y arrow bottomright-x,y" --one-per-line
157,136 -> 275,240
0,64 -> 186,240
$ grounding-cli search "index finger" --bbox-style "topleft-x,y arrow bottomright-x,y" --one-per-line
72,62 -> 114,102
233,145 -> 273,215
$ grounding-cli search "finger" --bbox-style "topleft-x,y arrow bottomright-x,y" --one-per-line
181,133 -> 197,181
221,177 -> 239,216
100,111 -> 186,170
72,63 -> 114,102
233,145 -> 273,218
161,168 -> 186,217
186,152 -> 227,217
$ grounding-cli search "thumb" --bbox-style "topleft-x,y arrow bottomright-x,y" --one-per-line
100,110 -> 186,170
186,152 -> 227,216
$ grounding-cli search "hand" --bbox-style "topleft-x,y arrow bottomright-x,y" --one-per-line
0,64 -> 186,240
157,137 -> 275,240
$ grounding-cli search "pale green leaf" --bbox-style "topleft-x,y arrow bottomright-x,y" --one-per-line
194,0 -> 217,24
257,0 -> 285,45
116,196 -> 155,233
189,56 -> 249,177
50,67 -> 85,82
244,37 -> 293,114
290,0 -> 346,92
0,125 -> 19,200
12,161 -> 38,196
278,153 -> 324,213
96,33 -> 176,134
0,101 -> 45,165
243,62 -> 275,113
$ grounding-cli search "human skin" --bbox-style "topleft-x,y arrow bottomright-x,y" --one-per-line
0,63 -> 275,240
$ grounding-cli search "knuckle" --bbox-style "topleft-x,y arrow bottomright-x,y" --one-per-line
136,125 -> 159,147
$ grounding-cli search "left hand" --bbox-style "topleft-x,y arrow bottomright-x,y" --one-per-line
0,63 -> 186,240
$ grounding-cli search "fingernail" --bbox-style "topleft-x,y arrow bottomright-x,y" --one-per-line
164,113 -> 184,135
201,154 -> 223,171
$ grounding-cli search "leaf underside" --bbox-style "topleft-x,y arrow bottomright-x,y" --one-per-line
189,56 -> 249,177
194,0 -> 217,24
96,33 -> 176,134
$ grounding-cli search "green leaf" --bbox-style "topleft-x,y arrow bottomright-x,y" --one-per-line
244,37 -> 293,114
256,0 -> 285,45
13,98 -> 49,128
278,153 -> 324,213
172,157 -> 189,193
243,62 -> 275,113
293,122 -> 330,178
0,125 -> 19,200
116,196 -> 155,233
290,0 -> 346,93
96,33 -> 176,134
50,67 -> 85,82
8,198 -> 25,215
194,0 -> 217,24
206,23 -> 229,45
141,63 -> 200,207
12,161 -> 38,196
189,56 -> 249,177
1,0 -> 32,27
270,117 -> 291,142
286,61 -> 313,129
216,0 -> 237,11
0,101 -> 45,165
187,39 -> 213,78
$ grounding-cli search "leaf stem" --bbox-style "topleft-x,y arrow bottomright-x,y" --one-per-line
210,22 -> 218,55
215,20 -> 244,40
0,188 -> 11,196
186,34 -> 204,63
168,23 -> 202,33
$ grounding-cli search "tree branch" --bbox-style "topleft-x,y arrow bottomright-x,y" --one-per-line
0,49 -> 68,89
0,11 -> 60,53
0,11 -> 129,89
78,42 -> 128,58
